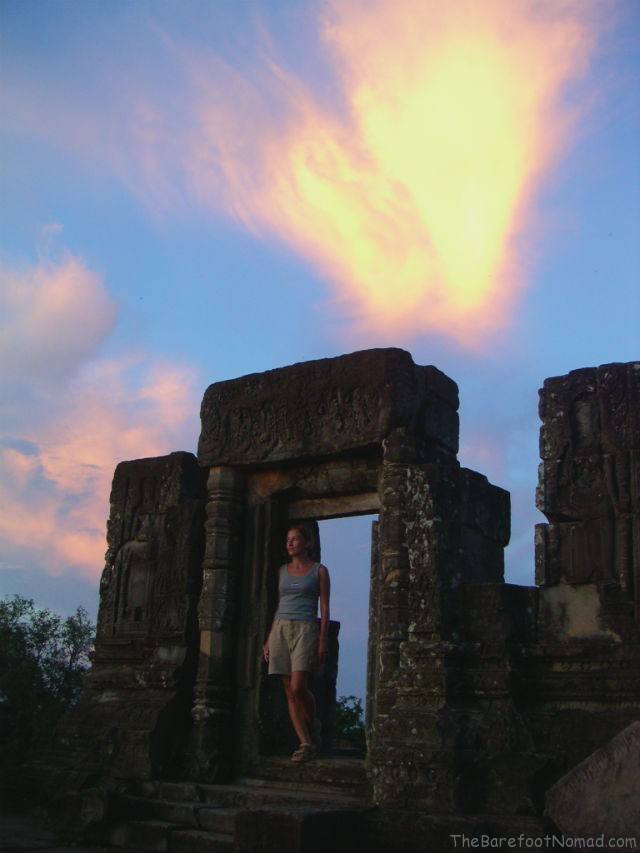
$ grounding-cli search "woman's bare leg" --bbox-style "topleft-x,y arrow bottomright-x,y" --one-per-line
291,672 -> 316,743
291,671 -> 317,740
282,672 -> 315,745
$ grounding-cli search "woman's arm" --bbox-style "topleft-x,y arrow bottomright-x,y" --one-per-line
318,564 -> 330,667
263,568 -> 281,662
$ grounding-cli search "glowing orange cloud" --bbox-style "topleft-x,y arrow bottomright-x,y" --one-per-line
188,0 -> 596,343
2,1 -> 599,345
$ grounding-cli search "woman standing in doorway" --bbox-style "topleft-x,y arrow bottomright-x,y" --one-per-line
263,524 -> 330,763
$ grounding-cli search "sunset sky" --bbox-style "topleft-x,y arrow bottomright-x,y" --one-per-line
1,0 -> 639,700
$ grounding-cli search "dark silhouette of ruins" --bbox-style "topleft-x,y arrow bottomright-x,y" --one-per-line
31,349 -> 639,850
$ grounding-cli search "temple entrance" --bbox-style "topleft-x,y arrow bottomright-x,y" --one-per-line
232,480 -> 382,773
318,515 -> 376,756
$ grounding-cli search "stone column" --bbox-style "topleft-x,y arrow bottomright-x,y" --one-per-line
370,439 -> 515,812
528,362 -> 640,791
190,465 -> 245,781
535,362 -> 640,620
369,456 -> 461,811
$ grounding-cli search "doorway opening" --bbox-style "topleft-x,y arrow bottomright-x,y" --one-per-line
246,485 -> 382,770
318,513 -> 377,757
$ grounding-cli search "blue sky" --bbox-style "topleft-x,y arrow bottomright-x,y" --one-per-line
1,0 -> 638,700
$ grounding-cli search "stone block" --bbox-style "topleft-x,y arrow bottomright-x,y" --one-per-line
196,807 -> 237,834
98,451 -> 206,643
545,721 -> 640,837
198,348 -> 459,467
110,819 -> 176,851
460,584 -> 537,645
539,367 -> 599,461
459,527 -> 504,583
537,363 -> 640,521
169,828 -> 234,852
459,468 -> 511,546
537,582 -> 623,643
535,518 -> 615,585
599,362 -> 640,453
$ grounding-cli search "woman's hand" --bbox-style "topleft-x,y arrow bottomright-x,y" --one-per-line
263,642 -> 270,663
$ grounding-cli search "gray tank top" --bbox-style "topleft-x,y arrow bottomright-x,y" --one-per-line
274,562 -> 320,621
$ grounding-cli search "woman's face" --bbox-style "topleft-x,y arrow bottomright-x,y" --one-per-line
286,528 -> 309,558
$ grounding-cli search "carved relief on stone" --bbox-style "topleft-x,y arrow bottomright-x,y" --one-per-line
536,362 -> 639,601
198,348 -> 459,467
96,452 -> 206,645
599,362 -> 640,453
115,515 -> 154,635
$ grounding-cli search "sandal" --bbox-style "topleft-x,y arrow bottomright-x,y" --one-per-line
291,743 -> 316,763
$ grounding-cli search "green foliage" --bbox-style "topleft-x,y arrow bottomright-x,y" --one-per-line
0,595 -> 94,774
334,694 -> 366,751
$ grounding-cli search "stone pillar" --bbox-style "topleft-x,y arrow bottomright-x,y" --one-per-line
369,440 -> 514,812
28,452 -> 206,805
189,465 -> 245,781
527,361 -> 640,792
369,457 -> 458,810
535,362 -> 640,624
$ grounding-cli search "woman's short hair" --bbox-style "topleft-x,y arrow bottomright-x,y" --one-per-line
286,523 -> 314,547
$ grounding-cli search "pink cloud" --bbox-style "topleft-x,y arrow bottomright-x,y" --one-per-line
1,354 -> 200,579
0,245 -> 200,579
0,242 -> 117,381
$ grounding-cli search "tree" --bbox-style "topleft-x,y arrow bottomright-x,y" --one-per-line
334,694 -> 366,751
0,595 -> 94,778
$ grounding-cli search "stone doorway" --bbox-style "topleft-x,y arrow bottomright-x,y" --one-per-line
318,515 -> 377,756
191,348 -> 462,794
232,484 -> 381,775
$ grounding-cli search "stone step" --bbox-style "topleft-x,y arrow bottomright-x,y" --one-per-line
109,819 -> 234,853
199,782 -> 368,809
195,808 -> 237,835
121,776 -> 371,809
113,795 -> 199,827
107,775 -> 374,853
112,794 -> 237,834
233,802 -> 376,853
110,819 -> 181,852
169,829 -> 234,853
246,756 -> 370,796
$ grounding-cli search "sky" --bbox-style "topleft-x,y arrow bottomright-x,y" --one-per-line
1,0 -> 639,701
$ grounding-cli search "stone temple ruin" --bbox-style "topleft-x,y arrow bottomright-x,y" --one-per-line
31,349 -> 639,850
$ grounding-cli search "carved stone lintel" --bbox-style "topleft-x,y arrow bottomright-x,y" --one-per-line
198,348 -> 459,467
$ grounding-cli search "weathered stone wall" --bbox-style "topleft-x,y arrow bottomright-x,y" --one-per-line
525,362 -> 640,797
35,350 -> 640,833
365,358 -> 640,816
39,452 -> 206,795
368,459 -> 516,813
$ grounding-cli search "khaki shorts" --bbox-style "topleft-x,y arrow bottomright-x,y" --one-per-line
268,618 -> 319,675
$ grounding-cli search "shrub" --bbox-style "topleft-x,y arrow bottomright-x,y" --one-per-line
334,694 -> 366,751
